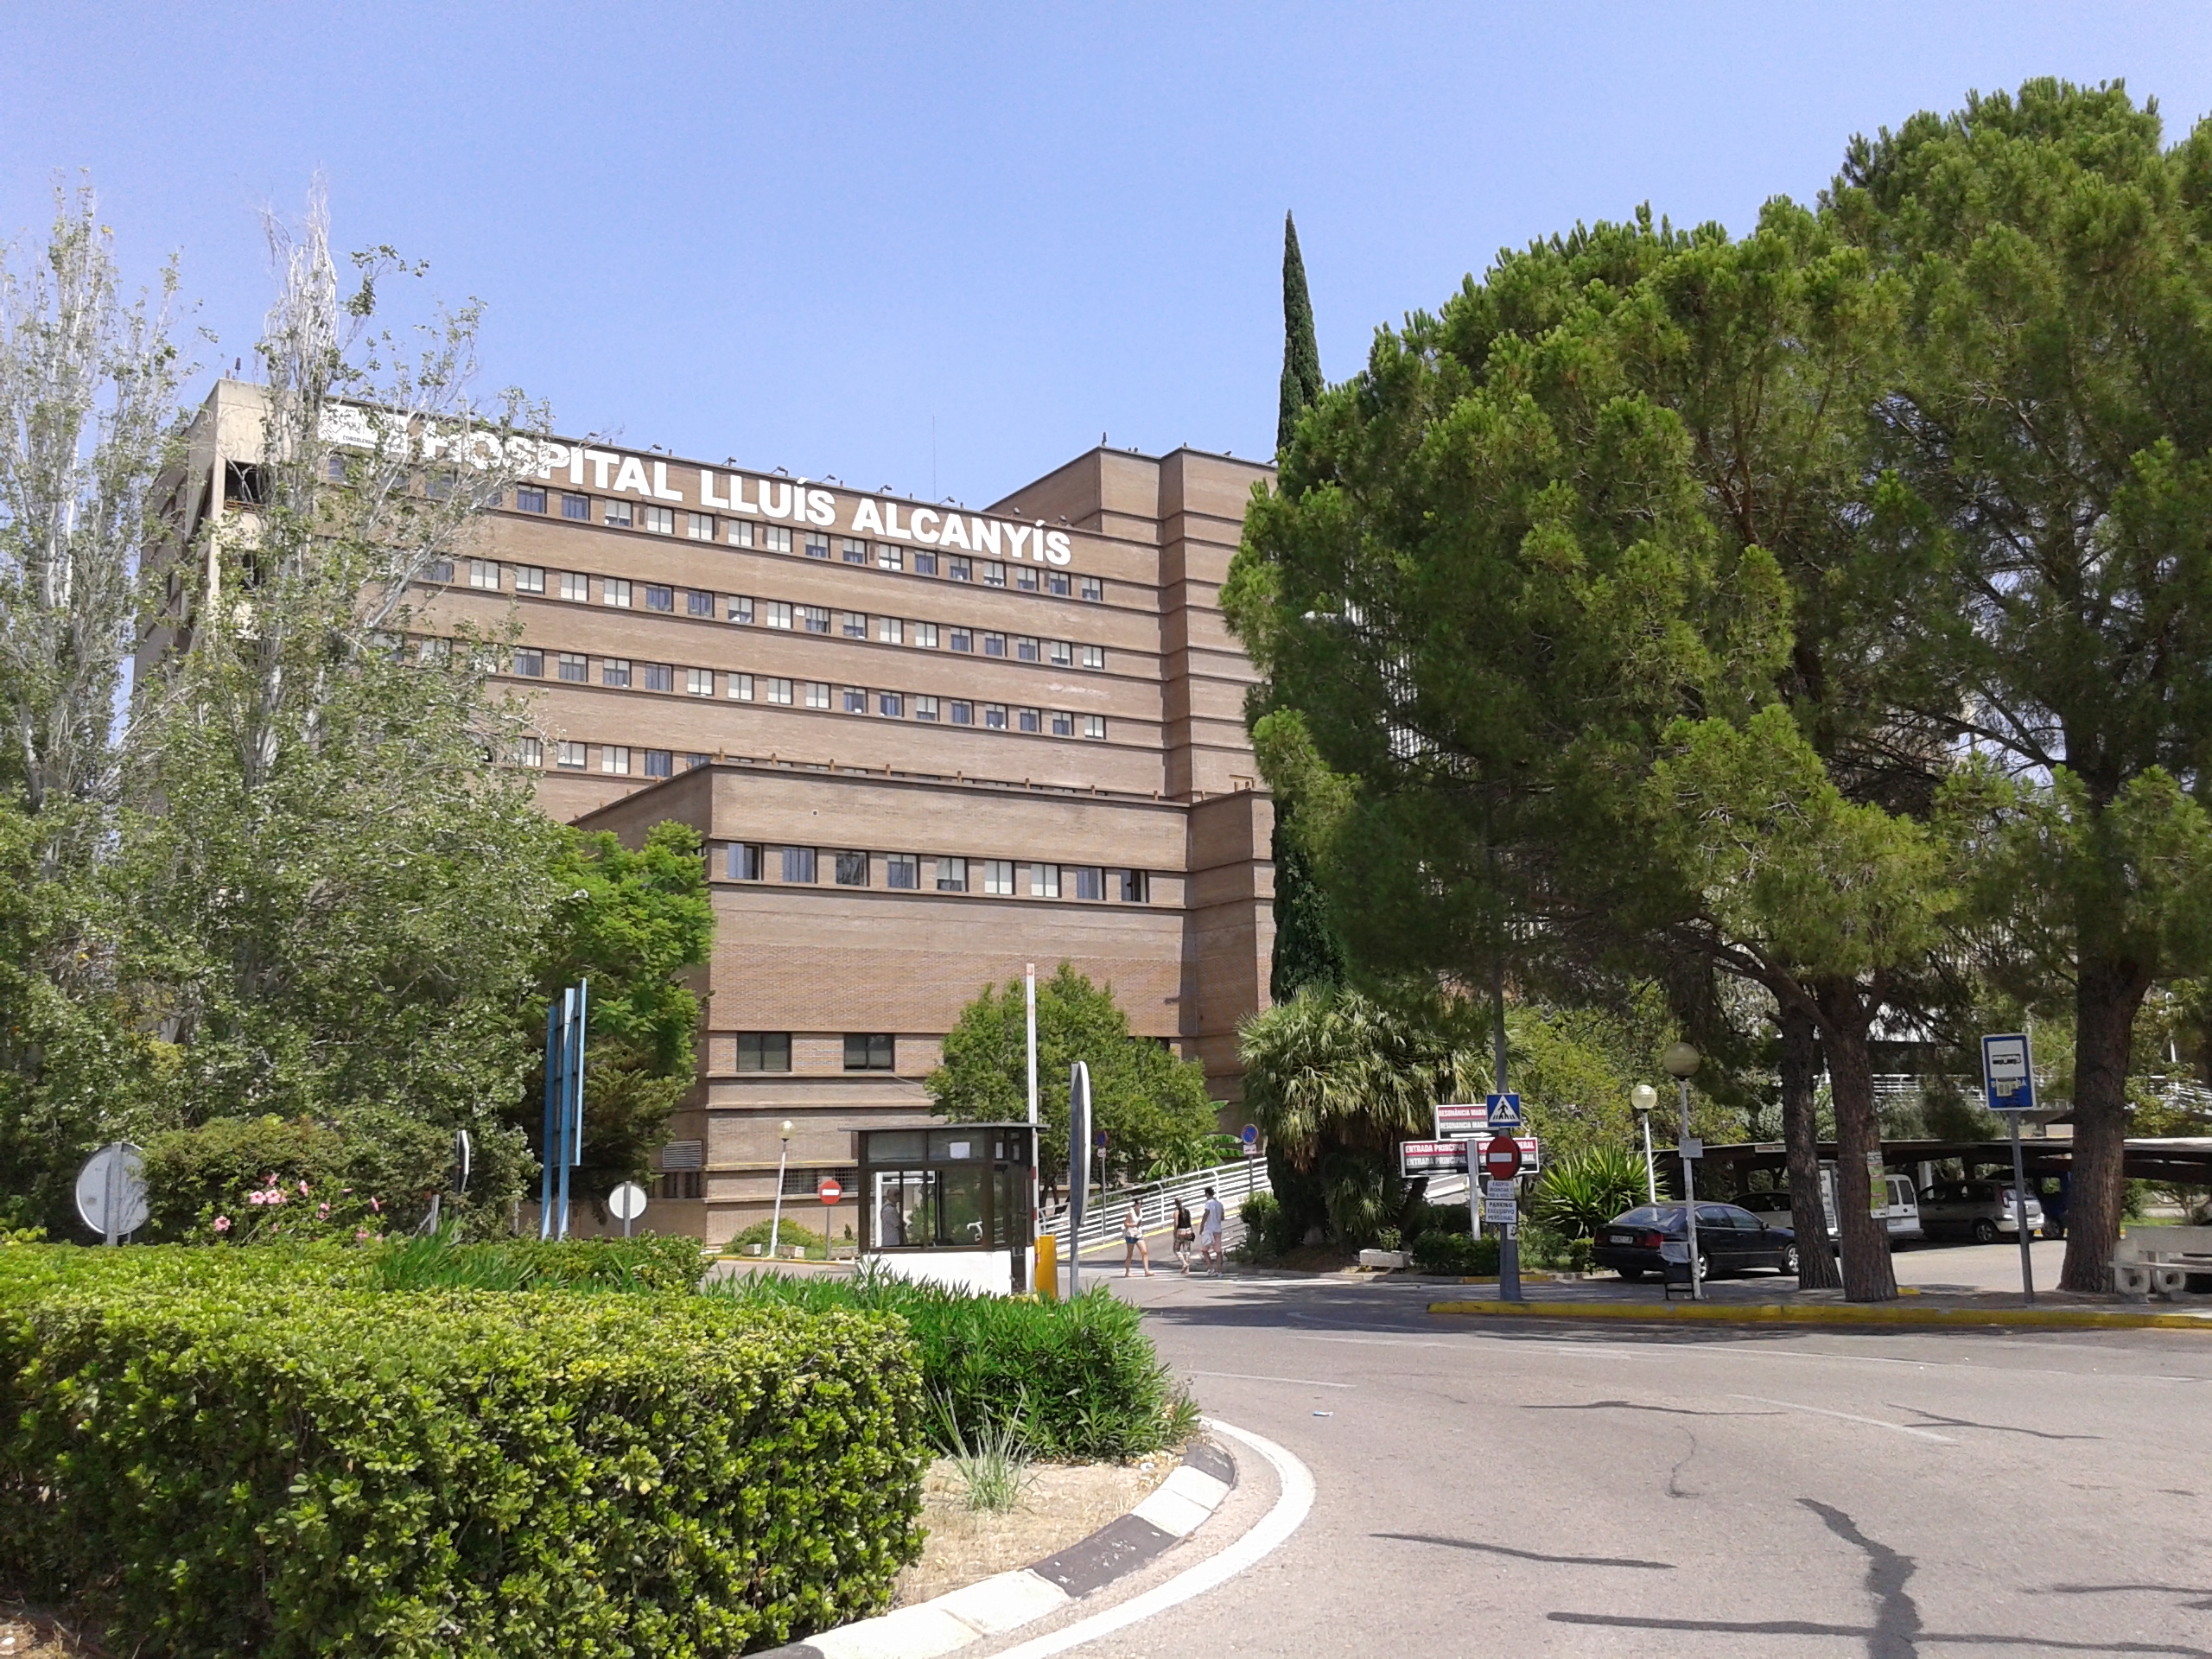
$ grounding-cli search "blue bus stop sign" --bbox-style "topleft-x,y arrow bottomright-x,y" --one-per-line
1981,1033 -> 2035,1113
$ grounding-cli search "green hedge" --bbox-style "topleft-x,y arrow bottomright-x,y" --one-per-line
717,1274 -> 1193,1460
363,1232 -> 709,1292
1410,1230 -> 1501,1275
1,1254 -> 923,1657
0,1236 -> 709,1306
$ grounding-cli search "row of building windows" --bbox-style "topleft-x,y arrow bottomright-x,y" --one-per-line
511,656 -> 1111,739
721,842 -> 1147,903
734,1033 -> 898,1073
519,740 -> 699,778
442,559 -> 1112,665
486,494 -> 1108,601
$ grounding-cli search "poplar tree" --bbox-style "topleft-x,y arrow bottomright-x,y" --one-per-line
121,188 -> 559,1208
0,184 -> 187,1230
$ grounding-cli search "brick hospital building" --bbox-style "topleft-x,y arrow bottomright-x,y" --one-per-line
172,382 -> 1280,1243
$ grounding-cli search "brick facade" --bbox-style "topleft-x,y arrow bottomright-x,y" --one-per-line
164,382 -> 1277,1243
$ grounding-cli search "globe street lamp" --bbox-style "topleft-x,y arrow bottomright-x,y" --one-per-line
1662,1043 -> 1703,1300
1630,1083 -> 1659,1203
769,1120 -> 795,1260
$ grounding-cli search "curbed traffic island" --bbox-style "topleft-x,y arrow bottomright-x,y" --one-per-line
0,1246 -> 929,1657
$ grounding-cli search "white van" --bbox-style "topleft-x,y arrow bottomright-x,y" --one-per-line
1876,1173 -> 1923,1243
1732,1168 -> 1919,1244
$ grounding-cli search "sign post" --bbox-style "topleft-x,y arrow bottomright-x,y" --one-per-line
540,982 -> 588,1241
1486,1096 -> 1523,1301
74,1143 -> 148,1245
1981,1032 -> 2038,1303
1025,963 -> 1039,1295
1068,1060 -> 1091,1301
607,1180 -> 648,1239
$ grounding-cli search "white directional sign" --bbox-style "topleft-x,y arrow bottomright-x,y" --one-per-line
1981,1032 -> 2035,1113
1483,1181 -> 1520,1224
1434,1103 -> 1486,1138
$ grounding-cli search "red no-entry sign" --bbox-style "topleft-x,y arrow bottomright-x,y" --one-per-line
817,1176 -> 843,1205
1483,1135 -> 1524,1182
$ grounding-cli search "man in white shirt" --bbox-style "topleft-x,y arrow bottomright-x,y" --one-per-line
1198,1185 -> 1226,1272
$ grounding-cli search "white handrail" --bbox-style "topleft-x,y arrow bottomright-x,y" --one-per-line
1043,1155 -> 1271,1255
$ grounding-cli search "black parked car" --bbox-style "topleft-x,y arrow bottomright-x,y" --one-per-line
1592,1203 -> 1800,1281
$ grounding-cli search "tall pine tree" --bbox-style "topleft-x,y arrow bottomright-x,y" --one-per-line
1268,211 -> 1344,1001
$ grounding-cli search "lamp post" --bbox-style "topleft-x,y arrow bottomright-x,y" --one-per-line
1630,1083 -> 1658,1203
768,1120 -> 795,1260
1662,1043 -> 1703,1300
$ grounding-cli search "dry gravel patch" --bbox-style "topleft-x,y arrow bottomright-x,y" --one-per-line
894,1453 -> 1177,1606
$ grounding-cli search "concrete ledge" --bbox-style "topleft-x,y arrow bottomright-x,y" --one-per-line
757,1436 -> 1239,1659
1427,1296 -> 2212,1331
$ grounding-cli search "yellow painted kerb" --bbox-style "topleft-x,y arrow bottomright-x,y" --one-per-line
1426,1299 -> 2212,1332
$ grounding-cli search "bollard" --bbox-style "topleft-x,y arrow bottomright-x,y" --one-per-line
1037,1232 -> 1059,1302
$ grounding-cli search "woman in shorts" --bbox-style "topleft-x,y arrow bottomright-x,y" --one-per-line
1173,1200 -> 1197,1274
1122,1197 -> 1154,1276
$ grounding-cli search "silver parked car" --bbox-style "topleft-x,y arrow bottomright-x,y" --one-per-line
1917,1179 -> 2044,1243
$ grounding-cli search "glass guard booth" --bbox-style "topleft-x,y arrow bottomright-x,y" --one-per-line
858,1124 -> 1035,1296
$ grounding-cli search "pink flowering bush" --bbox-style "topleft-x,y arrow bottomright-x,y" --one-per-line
140,1117 -> 429,1243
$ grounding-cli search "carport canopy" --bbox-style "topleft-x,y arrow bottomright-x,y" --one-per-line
1674,1136 -> 2212,1191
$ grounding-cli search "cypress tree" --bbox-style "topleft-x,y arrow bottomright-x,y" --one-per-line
1267,211 -> 1344,1002
1276,212 -> 1324,455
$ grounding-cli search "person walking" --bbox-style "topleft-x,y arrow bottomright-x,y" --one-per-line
1173,1199 -> 1196,1274
1198,1185 -> 1226,1273
1121,1196 -> 1154,1277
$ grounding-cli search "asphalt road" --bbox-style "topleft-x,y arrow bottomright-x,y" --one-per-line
1059,1270 -> 2212,1658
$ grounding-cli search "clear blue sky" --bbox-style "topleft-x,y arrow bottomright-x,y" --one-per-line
5,3 -> 2210,507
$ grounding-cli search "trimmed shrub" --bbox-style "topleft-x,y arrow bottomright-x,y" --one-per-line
0,1258 -> 923,1657
726,1217 -> 833,1260
1237,1191 -> 1286,1258
1404,1198 -> 1471,1238
1410,1230 -> 1500,1275
142,1112 -> 467,1243
0,1236 -> 708,1302
717,1274 -> 1192,1459
365,1232 -> 709,1292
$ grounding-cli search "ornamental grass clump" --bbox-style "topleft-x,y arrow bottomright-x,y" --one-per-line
1532,1146 -> 1653,1241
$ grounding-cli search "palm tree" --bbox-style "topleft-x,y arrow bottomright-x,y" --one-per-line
1239,988 -> 1484,1169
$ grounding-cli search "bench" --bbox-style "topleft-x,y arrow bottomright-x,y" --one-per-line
2111,1226 -> 2212,1300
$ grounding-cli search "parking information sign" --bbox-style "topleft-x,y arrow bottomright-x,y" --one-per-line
1484,1093 -> 1524,1130
1981,1033 -> 2035,1113
1484,1181 -> 1520,1224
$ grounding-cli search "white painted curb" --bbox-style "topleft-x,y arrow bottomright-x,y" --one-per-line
776,1420 -> 1311,1659
986,1419 -> 1315,1659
